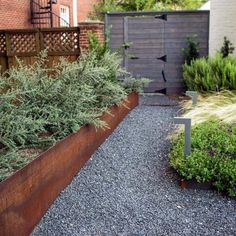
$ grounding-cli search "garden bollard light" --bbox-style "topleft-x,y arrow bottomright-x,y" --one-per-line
186,91 -> 198,106
174,117 -> 191,157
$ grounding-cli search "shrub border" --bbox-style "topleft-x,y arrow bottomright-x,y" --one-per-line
0,92 -> 139,236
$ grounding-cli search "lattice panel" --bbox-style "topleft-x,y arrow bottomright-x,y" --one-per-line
43,31 -> 79,53
9,33 -> 37,54
0,33 -> 6,54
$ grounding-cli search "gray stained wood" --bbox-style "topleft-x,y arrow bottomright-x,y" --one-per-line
107,11 -> 209,94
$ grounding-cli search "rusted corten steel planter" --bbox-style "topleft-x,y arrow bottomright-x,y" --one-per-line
0,92 -> 139,236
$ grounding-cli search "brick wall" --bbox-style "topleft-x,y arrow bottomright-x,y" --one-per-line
79,22 -> 104,50
0,0 -> 100,29
0,0 -> 32,29
52,0 -> 99,26
209,0 -> 236,56
0,0 -> 104,51
53,0 -> 74,26
78,0 -> 98,22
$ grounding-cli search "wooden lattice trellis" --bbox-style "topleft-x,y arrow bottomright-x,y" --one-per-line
42,30 -> 79,54
0,27 -> 80,72
0,28 -> 80,56
0,32 -> 6,55
9,32 -> 38,55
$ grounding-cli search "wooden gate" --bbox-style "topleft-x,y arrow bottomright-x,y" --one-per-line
124,16 -> 166,93
106,11 -> 210,94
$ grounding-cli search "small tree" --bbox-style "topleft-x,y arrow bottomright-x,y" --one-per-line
182,35 -> 200,65
88,27 -> 111,60
220,36 -> 235,58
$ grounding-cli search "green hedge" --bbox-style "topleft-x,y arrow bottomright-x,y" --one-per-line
90,0 -> 206,20
183,54 -> 236,92
170,120 -> 236,197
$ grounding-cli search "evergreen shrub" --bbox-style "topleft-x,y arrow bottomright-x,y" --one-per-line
183,54 -> 236,92
170,120 -> 236,197
0,50 -> 147,181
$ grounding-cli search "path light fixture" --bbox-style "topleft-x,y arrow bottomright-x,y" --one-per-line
186,91 -> 198,106
174,117 -> 192,157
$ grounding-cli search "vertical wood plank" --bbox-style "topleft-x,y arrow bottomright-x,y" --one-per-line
5,32 -> 13,69
0,31 -> 8,73
35,29 -> 40,54
124,17 -> 128,71
107,12 -> 209,94
39,30 -> 44,51
5,32 -> 11,57
0,56 -> 7,73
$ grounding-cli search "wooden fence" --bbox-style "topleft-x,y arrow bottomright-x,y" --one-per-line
106,11 -> 210,94
0,27 -> 80,73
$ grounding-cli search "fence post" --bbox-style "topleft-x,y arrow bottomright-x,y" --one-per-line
39,29 -> 44,52
35,29 -> 41,54
0,31 -> 8,72
5,32 -> 13,69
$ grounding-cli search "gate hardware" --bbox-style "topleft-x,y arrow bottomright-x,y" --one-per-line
155,88 -> 167,95
129,56 -> 139,59
155,14 -> 167,21
162,70 -> 167,82
123,44 -> 130,49
157,55 -> 167,62
122,42 -> 132,50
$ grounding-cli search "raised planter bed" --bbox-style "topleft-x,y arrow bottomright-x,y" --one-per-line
0,92 -> 139,236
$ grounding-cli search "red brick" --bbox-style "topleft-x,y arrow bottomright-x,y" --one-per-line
0,0 -> 100,29
78,22 -> 104,50
78,0 -> 98,22
0,0 -> 32,29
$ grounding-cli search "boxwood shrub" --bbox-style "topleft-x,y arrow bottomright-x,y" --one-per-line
170,120 -> 236,197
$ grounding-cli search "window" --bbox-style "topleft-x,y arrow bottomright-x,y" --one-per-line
60,5 -> 70,27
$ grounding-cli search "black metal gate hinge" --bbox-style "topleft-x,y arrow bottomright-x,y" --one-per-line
162,70 -> 167,82
157,55 -> 167,62
155,14 -> 167,21
129,56 -> 139,60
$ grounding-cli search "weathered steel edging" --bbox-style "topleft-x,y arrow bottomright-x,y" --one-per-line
0,92 -> 139,236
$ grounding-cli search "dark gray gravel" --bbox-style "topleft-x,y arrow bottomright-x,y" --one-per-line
33,95 -> 236,236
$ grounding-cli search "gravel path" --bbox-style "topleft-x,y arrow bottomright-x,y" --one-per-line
33,95 -> 236,236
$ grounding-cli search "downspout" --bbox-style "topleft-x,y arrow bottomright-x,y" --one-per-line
73,0 -> 78,26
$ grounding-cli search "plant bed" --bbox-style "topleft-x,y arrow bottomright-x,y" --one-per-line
170,120 -> 236,198
0,92 -> 138,236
